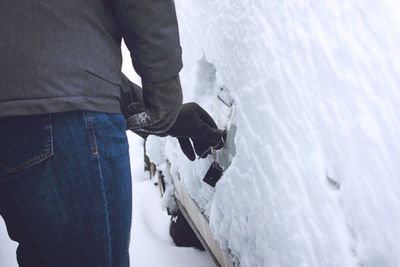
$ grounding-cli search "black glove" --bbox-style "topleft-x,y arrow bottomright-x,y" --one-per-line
122,74 -> 183,137
164,102 -> 225,161
120,75 -> 224,160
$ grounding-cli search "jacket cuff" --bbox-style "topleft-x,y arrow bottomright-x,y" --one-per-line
136,54 -> 183,83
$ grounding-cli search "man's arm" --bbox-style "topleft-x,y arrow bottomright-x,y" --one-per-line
115,0 -> 183,136
115,0 -> 225,159
115,0 -> 183,82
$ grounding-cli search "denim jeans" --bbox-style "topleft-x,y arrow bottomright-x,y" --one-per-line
0,111 -> 132,267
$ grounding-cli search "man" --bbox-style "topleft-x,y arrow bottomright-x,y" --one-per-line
0,0 -> 224,266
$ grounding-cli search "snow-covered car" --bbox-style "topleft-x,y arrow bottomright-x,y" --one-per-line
146,0 -> 400,266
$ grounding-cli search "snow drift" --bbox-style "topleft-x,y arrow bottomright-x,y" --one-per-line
146,0 -> 400,266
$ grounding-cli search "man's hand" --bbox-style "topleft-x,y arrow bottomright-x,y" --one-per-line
123,75 -> 183,137
166,102 -> 225,161
121,76 -> 224,160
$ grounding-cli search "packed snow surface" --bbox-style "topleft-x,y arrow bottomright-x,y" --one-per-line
147,0 -> 400,266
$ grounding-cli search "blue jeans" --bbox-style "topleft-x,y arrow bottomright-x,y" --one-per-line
0,111 -> 132,267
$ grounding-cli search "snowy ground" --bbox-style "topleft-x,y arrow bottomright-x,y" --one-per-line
126,133 -> 215,267
0,133 -> 214,267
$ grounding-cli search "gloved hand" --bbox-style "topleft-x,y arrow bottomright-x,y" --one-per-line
120,75 -> 224,160
122,75 -> 183,137
164,102 -> 225,161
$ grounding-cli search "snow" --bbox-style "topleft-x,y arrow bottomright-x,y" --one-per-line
127,133 -> 215,267
144,0 -> 400,266
0,218 -> 17,267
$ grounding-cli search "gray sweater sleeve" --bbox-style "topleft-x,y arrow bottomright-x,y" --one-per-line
115,0 -> 183,82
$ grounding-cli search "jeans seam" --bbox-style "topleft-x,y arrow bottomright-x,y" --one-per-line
89,113 -> 112,266
1,114 -> 53,174
95,153 -> 112,267
85,112 -> 99,155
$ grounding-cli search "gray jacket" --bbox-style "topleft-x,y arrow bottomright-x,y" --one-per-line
0,0 -> 182,116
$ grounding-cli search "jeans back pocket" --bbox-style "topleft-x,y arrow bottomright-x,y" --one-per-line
0,114 -> 53,178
